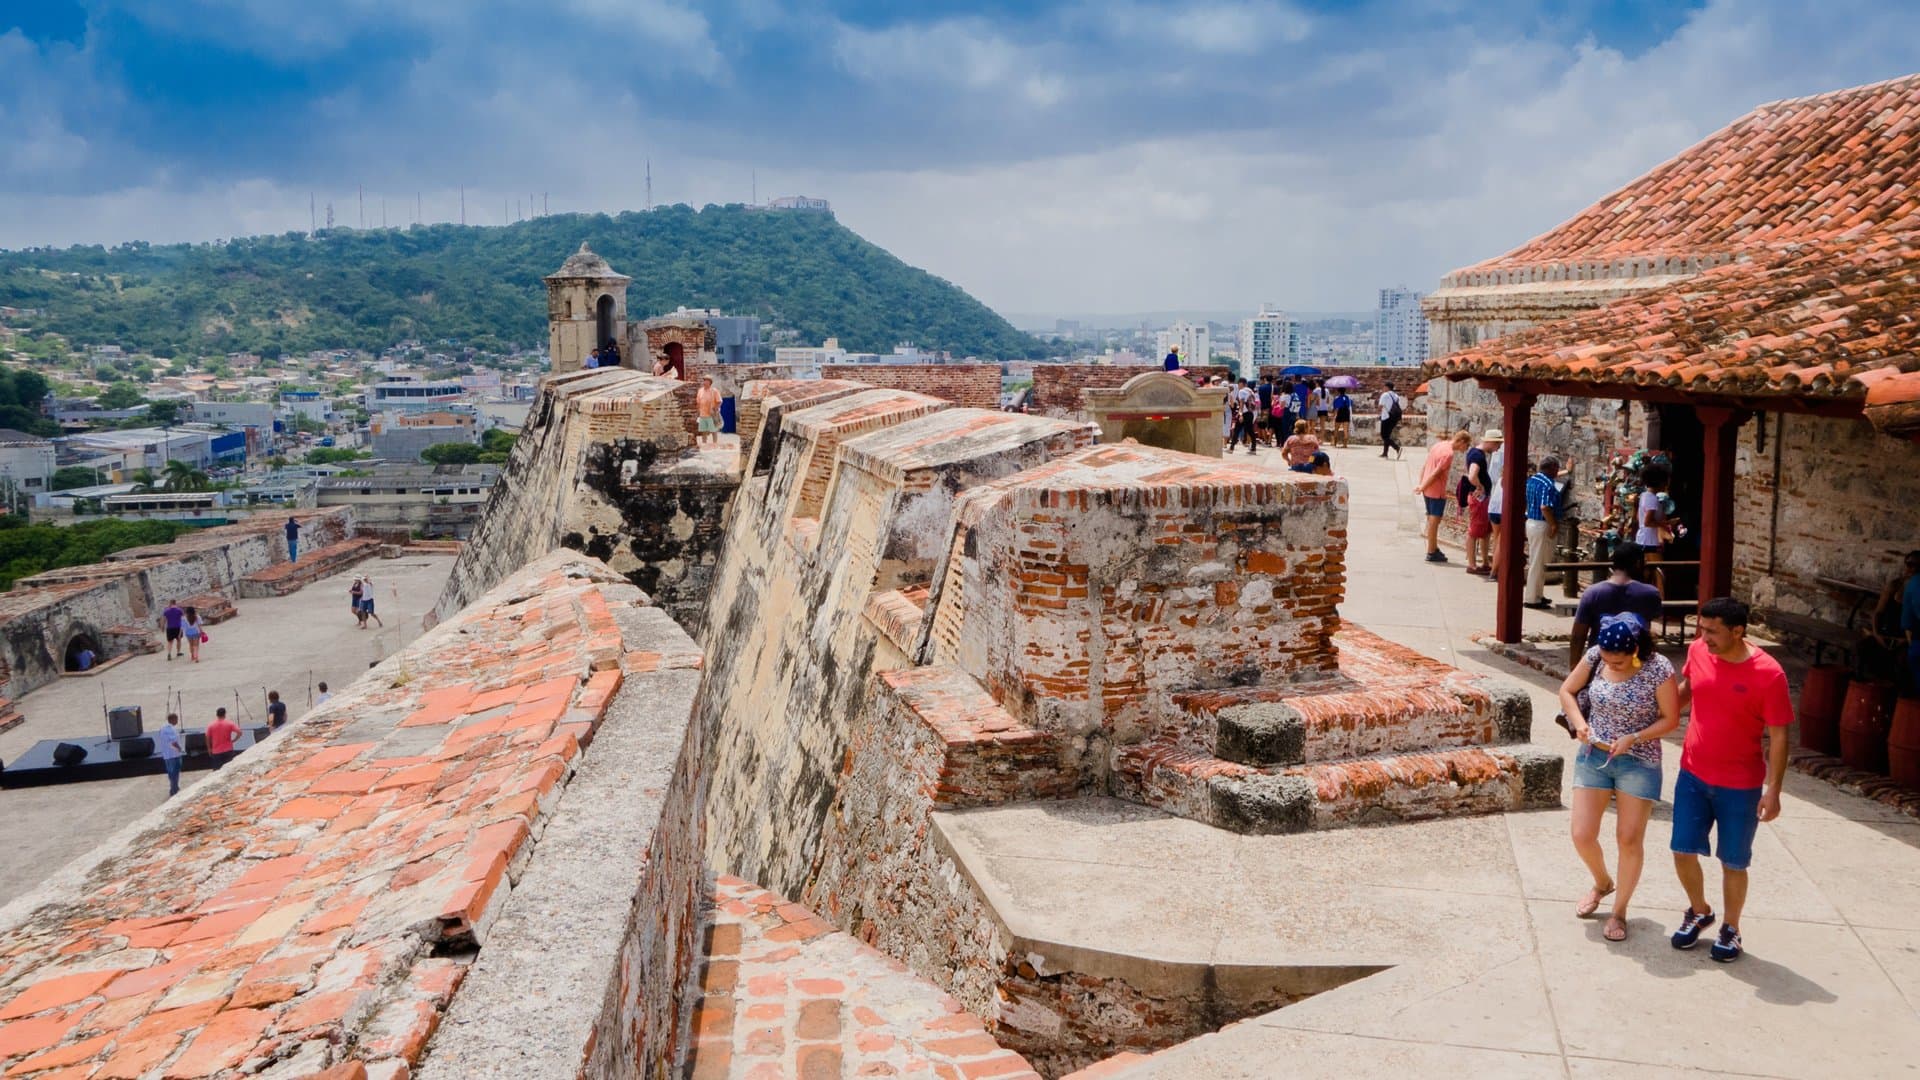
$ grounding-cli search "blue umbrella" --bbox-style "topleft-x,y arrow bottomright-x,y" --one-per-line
1279,365 -> 1321,376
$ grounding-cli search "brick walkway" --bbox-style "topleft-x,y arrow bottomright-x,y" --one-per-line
0,556 -> 634,1078
687,876 -> 1040,1080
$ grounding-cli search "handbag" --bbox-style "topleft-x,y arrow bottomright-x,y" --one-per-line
1553,652 -> 1597,738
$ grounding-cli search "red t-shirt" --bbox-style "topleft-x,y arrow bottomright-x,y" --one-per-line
206,717 -> 241,755
1679,638 -> 1793,788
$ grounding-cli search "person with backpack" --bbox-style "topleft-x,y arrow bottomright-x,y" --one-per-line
1378,383 -> 1405,458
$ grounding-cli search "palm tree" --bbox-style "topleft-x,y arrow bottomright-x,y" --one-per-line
162,460 -> 210,492
127,467 -> 156,494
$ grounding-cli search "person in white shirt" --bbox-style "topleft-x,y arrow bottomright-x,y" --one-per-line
1635,462 -> 1673,556
316,681 -> 331,706
1377,384 -> 1406,458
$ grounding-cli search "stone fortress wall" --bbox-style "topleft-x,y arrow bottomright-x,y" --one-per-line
0,250 -> 1558,1080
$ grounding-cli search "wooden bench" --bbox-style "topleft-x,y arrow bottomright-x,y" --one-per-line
1758,609 -> 1858,667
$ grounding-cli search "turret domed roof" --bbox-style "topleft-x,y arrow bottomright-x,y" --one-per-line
546,242 -> 631,282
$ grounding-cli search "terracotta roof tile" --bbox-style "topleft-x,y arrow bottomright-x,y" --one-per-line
1457,73 -> 1920,279
1426,231 -> 1920,420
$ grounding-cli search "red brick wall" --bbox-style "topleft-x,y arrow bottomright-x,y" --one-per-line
820,364 -> 1002,411
1029,364 -> 1236,415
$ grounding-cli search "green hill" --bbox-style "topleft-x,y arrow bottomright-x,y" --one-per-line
0,205 -> 1045,360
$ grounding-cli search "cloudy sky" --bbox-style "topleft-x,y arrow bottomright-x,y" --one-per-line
4,1 -> 1920,318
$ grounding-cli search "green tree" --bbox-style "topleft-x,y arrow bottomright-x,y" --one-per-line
145,399 -> 185,426
97,382 -> 146,410
51,466 -> 102,491
420,442 -> 483,465
303,447 -> 371,465
162,460 -> 210,492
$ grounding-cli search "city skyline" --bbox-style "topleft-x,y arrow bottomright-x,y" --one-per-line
4,2 -> 1920,316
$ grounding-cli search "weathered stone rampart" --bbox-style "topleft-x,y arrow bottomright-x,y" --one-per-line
432,368 -> 738,631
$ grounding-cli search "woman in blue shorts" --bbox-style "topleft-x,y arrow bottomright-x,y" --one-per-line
1558,613 -> 1679,942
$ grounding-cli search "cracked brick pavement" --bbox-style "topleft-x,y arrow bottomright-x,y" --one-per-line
0,553 -> 656,1079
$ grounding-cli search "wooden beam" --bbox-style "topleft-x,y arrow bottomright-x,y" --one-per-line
1495,389 -> 1535,643
1697,406 -> 1750,606
1462,376 -> 1867,419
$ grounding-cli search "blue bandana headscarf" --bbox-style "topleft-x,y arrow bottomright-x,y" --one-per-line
1596,612 -> 1644,654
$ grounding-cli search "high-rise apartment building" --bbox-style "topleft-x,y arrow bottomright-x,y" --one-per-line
1156,322 -> 1212,369
1240,308 -> 1300,370
1375,287 -> 1430,365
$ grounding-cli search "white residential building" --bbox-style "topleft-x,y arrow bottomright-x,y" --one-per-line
1156,322 -> 1211,370
1375,287 -> 1431,365
1240,308 -> 1300,371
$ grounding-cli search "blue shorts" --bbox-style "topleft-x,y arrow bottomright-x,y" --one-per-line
1423,496 -> 1448,517
1488,512 -> 1502,525
1670,768 -> 1763,870
1572,744 -> 1662,802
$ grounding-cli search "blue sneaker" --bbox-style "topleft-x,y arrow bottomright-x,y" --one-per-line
1671,907 -> 1716,949
1710,925 -> 1743,963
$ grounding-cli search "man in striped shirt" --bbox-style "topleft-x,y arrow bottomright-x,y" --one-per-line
1524,458 -> 1563,608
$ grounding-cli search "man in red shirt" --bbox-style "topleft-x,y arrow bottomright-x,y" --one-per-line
1669,597 -> 1793,963
1415,430 -> 1470,564
206,707 -> 242,770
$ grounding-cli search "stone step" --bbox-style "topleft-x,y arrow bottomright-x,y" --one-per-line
236,537 -> 383,598
180,591 -> 237,624
1169,625 -> 1530,767
1111,737 -> 1562,835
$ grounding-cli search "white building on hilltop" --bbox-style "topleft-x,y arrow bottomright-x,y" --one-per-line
1156,322 -> 1211,370
1375,287 -> 1430,365
1240,308 -> 1300,371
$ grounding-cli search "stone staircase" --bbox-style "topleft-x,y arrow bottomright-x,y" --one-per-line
1111,625 -> 1560,834
236,537 -> 383,598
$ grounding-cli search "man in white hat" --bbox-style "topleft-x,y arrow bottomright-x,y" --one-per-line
1464,429 -> 1503,575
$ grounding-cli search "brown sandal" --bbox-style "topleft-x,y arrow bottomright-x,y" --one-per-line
1604,915 -> 1628,942
1576,883 -> 1615,918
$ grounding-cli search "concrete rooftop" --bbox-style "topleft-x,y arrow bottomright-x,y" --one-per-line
944,443 -> 1920,1079
0,552 -> 454,906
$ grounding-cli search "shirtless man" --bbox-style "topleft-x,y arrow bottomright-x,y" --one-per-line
695,377 -> 722,446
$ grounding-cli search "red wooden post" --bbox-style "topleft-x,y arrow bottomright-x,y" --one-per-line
1696,406 -> 1746,607
1495,388 -> 1535,643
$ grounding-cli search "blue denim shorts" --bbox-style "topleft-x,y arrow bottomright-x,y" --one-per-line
1423,496 -> 1448,517
1670,767 -> 1763,870
1572,743 -> 1662,802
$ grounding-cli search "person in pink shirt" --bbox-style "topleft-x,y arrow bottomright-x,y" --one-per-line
206,707 -> 242,770
1668,597 -> 1794,964
1415,430 -> 1470,564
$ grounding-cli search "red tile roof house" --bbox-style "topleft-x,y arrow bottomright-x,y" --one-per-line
1418,71 -> 1920,645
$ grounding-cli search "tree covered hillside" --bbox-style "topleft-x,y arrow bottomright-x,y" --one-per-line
0,206 -> 1044,359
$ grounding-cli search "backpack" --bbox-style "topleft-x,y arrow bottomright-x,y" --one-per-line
1386,394 -> 1404,424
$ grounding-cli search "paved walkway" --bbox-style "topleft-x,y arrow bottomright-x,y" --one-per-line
943,442 -> 1920,1079
0,554 -> 454,906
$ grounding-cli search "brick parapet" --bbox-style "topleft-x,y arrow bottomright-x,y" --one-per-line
820,364 -> 1003,412
1029,364 -> 1234,417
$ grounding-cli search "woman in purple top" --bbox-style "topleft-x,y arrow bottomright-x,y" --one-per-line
1558,613 -> 1680,942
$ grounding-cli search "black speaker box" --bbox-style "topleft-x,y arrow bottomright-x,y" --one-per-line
106,705 -> 143,741
183,731 -> 208,755
52,742 -> 87,766
117,736 -> 155,760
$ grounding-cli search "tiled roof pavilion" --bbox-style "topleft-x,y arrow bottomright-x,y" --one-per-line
1426,71 -> 1920,438
1422,71 -> 1920,641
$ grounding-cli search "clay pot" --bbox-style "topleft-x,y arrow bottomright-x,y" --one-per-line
1840,680 -> 1896,776
1888,698 -> 1920,789
1797,664 -> 1849,756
